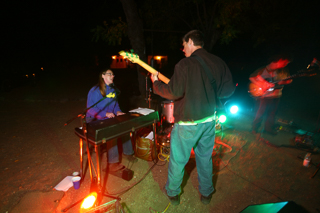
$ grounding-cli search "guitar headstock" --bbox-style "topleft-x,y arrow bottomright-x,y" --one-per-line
119,50 -> 140,63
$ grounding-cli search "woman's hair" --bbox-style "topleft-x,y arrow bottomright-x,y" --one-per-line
98,69 -> 109,97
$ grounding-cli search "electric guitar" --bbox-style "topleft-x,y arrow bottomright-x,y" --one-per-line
248,68 -> 318,97
120,50 -> 228,109
119,50 -> 170,84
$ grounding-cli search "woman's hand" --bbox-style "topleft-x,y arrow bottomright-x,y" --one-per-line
106,112 -> 115,118
116,111 -> 125,116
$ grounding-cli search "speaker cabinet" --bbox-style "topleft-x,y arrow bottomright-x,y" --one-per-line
240,201 -> 309,213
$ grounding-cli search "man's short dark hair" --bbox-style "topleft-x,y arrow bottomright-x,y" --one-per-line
182,30 -> 204,47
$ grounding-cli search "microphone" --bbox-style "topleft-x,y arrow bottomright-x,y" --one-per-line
110,83 -> 121,96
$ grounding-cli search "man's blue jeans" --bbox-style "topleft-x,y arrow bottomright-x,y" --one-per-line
107,134 -> 134,164
166,121 -> 215,197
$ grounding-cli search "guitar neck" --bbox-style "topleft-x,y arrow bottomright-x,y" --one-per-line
119,50 -> 170,84
134,59 -> 170,84
272,67 -> 317,84
273,73 -> 302,84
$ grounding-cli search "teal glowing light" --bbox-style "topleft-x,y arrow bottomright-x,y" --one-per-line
230,105 -> 238,114
219,115 -> 227,123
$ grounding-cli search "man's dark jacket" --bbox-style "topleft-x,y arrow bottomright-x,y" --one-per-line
153,48 -> 235,122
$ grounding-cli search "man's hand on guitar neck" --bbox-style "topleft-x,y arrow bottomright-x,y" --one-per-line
150,72 -> 159,83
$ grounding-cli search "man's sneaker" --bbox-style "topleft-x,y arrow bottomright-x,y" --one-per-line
200,193 -> 213,205
162,187 -> 180,206
168,194 -> 180,206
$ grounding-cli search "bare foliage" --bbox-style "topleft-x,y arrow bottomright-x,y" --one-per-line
91,17 -> 127,46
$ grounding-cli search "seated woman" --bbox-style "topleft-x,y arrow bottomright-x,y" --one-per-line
86,68 -> 137,172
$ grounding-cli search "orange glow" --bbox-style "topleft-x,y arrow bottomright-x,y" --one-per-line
156,56 -> 161,60
112,56 -> 116,59
80,192 -> 97,210
41,67 -> 44,71
26,75 -> 28,78
33,73 -> 35,76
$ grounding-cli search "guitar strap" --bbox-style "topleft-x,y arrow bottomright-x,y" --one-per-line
192,55 -> 223,109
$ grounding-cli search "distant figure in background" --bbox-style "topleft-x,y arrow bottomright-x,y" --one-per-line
249,54 -> 293,135
86,68 -> 137,172
151,30 -> 235,205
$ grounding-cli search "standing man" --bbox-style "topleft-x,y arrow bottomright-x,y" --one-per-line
249,54 -> 293,135
151,30 -> 235,205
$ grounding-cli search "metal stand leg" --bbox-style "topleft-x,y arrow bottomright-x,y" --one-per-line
79,137 -> 93,182
85,139 -> 93,182
95,145 -> 101,190
152,120 -> 158,162
79,138 -> 83,178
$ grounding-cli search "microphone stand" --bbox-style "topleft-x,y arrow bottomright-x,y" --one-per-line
63,95 -> 121,212
65,96 -> 109,180
148,88 -> 152,109
145,59 -> 155,109
64,96 -> 108,126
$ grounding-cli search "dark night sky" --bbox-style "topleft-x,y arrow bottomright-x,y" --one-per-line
1,1 -> 125,68
1,1 -> 319,74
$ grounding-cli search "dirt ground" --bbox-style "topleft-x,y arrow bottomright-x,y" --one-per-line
1,65 -> 320,213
